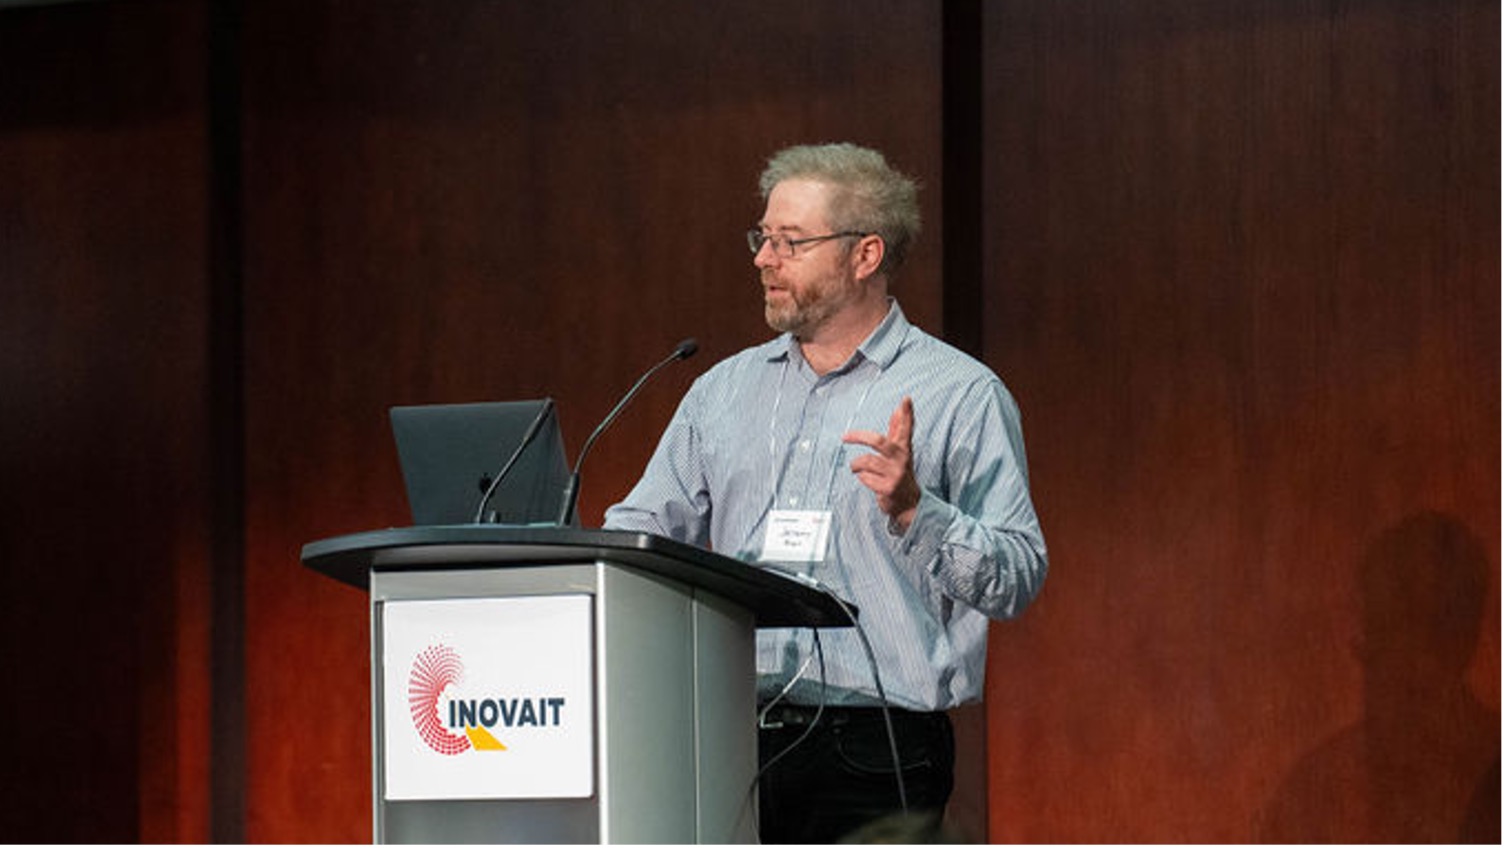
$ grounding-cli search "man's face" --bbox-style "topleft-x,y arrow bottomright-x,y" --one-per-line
754,179 -> 861,339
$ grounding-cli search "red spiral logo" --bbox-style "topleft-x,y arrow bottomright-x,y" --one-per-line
409,644 -> 470,755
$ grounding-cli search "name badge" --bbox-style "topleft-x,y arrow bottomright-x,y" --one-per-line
760,509 -> 833,563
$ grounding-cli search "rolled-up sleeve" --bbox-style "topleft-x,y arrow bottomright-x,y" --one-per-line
895,378 -> 1048,620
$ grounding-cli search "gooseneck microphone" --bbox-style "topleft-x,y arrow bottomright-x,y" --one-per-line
473,398 -> 557,524
556,338 -> 698,526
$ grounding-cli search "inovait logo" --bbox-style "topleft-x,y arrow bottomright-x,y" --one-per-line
407,644 -> 569,756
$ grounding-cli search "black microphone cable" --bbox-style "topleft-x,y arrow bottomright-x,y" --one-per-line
746,571 -> 910,820
754,628 -> 828,775
824,589 -> 909,815
746,627 -> 827,840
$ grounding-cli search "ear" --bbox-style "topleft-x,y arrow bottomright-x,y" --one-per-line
850,233 -> 886,282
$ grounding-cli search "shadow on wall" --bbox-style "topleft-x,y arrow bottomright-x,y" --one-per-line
1257,511 -> 1500,843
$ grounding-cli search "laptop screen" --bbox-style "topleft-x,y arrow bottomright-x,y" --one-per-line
390,399 -> 569,526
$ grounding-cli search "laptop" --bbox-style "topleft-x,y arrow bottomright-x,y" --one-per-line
390,399 -> 570,526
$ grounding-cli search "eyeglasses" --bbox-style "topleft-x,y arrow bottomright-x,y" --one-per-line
746,228 -> 869,258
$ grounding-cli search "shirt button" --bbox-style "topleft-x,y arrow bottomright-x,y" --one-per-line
799,439 -> 812,452
787,497 -> 799,506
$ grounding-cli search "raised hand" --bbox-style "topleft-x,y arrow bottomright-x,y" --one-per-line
842,396 -> 922,532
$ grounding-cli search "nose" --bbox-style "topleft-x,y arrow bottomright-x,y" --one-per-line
753,239 -> 779,269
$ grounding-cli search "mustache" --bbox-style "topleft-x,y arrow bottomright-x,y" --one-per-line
761,270 -> 788,289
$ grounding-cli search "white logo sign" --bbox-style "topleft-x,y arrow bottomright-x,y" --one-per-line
381,595 -> 594,800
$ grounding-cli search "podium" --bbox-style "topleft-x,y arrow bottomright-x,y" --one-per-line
301,525 -> 851,844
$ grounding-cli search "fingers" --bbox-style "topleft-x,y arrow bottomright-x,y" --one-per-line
888,396 -> 913,446
841,398 -> 921,526
843,397 -> 914,459
842,428 -> 886,451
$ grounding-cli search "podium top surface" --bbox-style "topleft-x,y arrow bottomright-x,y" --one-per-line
300,525 -> 854,628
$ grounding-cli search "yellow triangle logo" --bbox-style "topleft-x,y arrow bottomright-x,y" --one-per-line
465,725 -> 507,750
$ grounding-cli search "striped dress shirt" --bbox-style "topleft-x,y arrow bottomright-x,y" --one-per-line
603,301 -> 1047,710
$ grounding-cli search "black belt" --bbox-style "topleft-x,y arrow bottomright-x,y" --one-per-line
758,703 -> 943,730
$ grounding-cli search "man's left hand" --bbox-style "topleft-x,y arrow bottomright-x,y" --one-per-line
843,396 -> 922,532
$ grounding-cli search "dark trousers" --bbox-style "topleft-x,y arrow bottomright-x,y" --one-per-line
756,705 -> 955,844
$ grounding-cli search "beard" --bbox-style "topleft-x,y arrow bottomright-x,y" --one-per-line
763,268 -> 849,339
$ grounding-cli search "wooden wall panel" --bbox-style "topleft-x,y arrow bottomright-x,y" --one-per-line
982,0 -> 1498,842
238,1 -> 942,840
6,0 -> 1494,842
0,1 -> 210,842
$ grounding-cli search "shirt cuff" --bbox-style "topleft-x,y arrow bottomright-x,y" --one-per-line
892,487 -> 952,564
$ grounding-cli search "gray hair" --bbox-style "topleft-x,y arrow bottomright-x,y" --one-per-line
758,143 -> 921,277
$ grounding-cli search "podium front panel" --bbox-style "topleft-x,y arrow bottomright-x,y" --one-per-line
379,594 -> 595,801
370,560 -> 757,844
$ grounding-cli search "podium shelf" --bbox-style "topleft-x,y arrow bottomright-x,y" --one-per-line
302,524 -> 854,628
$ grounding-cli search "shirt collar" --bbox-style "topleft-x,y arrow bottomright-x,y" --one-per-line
764,299 -> 910,373
856,298 -> 909,370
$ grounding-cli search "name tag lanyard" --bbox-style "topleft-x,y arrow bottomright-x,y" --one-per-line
757,354 -> 879,702
760,356 -> 881,569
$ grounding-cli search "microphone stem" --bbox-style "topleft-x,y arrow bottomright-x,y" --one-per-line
556,342 -> 695,526
472,399 -> 555,524
556,473 -> 582,527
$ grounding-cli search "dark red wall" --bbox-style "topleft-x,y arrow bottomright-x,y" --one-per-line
984,1 -> 1499,842
0,0 -> 1494,842
235,1 -> 944,840
0,1 -> 211,842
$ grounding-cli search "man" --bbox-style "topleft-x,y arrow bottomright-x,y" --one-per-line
603,142 -> 1047,843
